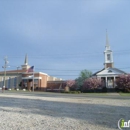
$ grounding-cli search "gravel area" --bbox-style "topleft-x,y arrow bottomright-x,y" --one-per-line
0,92 -> 130,130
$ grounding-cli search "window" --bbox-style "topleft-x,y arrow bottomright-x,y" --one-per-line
14,77 -> 17,88
2,77 -> 4,86
0,77 -> 3,87
23,79 -> 27,87
108,70 -> 112,73
107,54 -> 111,61
34,79 -> 38,87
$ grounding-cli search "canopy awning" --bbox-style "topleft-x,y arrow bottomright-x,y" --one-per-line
22,76 -> 42,80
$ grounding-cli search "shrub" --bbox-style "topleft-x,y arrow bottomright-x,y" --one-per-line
82,77 -> 102,92
66,80 -> 78,91
102,87 -> 107,93
116,74 -> 130,92
66,80 -> 76,87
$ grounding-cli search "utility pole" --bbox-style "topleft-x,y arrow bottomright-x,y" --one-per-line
2,57 -> 9,92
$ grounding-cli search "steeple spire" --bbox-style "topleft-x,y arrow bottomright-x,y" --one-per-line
21,54 -> 30,70
24,54 -> 28,65
105,29 -> 110,50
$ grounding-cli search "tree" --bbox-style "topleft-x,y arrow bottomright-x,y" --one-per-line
75,69 -> 92,89
66,80 -> 76,88
116,74 -> 130,92
80,69 -> 92,79
83,77 -> 102,92
64,80 -> 75,92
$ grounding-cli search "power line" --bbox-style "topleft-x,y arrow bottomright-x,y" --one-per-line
2,49 -> 130,59
9,65 -> 130,72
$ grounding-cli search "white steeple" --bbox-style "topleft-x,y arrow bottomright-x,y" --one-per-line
104,30 -> 114,68
105,30 -> 110,50
21,54 -> 30,70
24,54 -> 28,65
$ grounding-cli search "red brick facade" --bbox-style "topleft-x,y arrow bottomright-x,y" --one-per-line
22,72 -> 48,91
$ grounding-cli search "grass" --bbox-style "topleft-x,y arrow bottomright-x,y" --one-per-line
119,92 -> 130,96
4,90 -> 130,97
82,93 -> 108,96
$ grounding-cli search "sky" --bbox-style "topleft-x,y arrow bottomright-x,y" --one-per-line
0,0 -> 130,80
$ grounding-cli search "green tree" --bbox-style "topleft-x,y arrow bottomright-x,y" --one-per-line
75,69 -> 92,89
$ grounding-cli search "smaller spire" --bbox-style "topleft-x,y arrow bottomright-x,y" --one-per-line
105,29 -> 110,50
106,29 -> 109,46
21,54 -> 30,70
24,54 -> 28,65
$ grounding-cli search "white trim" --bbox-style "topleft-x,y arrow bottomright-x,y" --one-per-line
97,75 -> 119,77
22,77 -> 42,79
22,72 -> 33,74
38,72 -> 48,75
22,72 -> 48,75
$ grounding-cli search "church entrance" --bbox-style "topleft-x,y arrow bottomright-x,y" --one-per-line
101,77 -> 116,90
107,77 -> 114,88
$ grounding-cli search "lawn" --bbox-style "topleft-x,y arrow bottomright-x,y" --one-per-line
119,92 -> 130,96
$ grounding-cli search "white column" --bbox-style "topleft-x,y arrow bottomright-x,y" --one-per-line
114,76 -> 116,88
105,77 -> 107,88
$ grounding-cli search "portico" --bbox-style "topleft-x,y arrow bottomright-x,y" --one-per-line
95,67 -> 126,88
22,76 -> 42,90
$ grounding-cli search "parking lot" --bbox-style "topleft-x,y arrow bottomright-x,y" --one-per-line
0,92 -> 130,130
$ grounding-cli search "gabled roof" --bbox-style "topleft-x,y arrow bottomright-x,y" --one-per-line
92,68 -> 105,76
111,68 -> 126,74
93,67 -> 127,76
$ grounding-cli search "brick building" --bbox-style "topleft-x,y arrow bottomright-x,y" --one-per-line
0,55 -> 63,91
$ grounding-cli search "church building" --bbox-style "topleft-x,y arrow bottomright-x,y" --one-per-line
93,31 -> 126,89
0,55 -> 63,91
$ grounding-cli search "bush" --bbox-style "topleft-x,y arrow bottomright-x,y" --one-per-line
116,74 -> 130,93
82,78 -> 102,92
102,87 -> 107,93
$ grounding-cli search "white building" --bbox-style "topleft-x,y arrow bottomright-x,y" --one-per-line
93,31 -> 126,89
